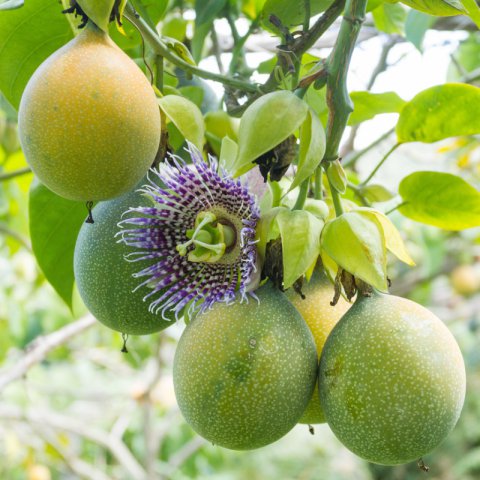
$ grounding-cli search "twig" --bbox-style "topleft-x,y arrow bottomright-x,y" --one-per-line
123,4 -> 258,93
36,426 -> 111,480
0,222 -> 31,251
0,167 -> 31,182
361,142 -> 400,185
0,404 -> 147,480
0,315 -> 96,392
164,436 -> 207,474
228,0 -> 345,116
343,126 -> 395,167
210,25 -> 225,75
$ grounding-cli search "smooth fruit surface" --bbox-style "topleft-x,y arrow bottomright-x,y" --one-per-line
287,270 -> 350,424
74,180 -> 174,335
173,283 -> 318,450
319,292 -> 466,465
18,24 -> 160,201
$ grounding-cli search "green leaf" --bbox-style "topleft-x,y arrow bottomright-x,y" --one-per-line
158,95 -> 205,150
77,0 -> 115,32
400,0 -> 465,15
405,10 -> 435,50
290,109 -> 326,190
192,0 -> 227,62
372,2 -> 407,34
397,84 -> 480,143
348,91 -> 406,126
276,209 -> 324,289
399,171 -> 480,230
321,211 -> 388,291
0,0 -> 23,11
219,136 -> 238,174
461,0 -> 480,29
0,0 -> 73,109
163,36 -> 196,66
234,91 -> 308,176
360,184 -> 395,203
358,207 -> 415,265
29,182 -> 87,308
262,0 -> 334,29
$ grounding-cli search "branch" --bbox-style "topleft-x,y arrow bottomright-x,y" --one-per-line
0,167 -> 32,182
0,404 -> 147,480
123,4 -> 259,93
227,0 -> 345,116
0,315 -> 96,392
0,222 -> 31,251
343,126 -> 395,167
323,0 -> 368,162
293,0 -> 346,56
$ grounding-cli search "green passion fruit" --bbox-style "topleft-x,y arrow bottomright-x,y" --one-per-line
173,283 -> 318,450
18,23 -> 160,201
319,292 -> 466,465
74,180 -> 174,335
286,269 -> 350,424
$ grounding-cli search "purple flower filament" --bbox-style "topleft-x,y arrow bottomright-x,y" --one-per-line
118,143 -> 260,320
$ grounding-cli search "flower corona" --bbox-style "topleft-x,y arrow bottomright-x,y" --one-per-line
118,144 -> 260,320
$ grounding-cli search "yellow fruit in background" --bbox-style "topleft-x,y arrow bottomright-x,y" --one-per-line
319,292 -> 466,465
450,264 -> 480,296
27,464 -> 51,480
18,23 -> 160,201
173,283 -> 318,450
287,270 -> 350,424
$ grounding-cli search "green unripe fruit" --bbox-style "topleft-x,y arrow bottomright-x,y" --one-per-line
173,283 -> 318,450
319,292 -> 466,465
74,181 -> 174,335
18,23 -> 160,201
286,270 -> 350,424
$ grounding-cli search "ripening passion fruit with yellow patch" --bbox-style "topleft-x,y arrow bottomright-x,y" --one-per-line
18,22 -> 160,201
173,283 -> 318,450
319,292 -> 466,465
286,269 -> 350,424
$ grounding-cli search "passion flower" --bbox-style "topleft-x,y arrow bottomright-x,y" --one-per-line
118,144 -> 260,320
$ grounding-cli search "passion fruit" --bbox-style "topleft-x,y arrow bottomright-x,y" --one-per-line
173,283 -> 318,450
286,269 -> 350,424
18,23 -> 160,201
319,292 -> 466,465
74,179 -> 174,335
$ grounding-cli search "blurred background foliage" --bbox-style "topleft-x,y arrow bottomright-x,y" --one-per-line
1,0 -> 480,479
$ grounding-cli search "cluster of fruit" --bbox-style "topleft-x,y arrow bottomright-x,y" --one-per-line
17,18 -> 466,468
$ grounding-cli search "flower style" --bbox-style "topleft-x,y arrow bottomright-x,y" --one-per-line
118,143 -> 260,320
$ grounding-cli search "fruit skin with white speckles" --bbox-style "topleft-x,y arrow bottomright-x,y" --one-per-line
74,180 -> 174,335
286,269 -> 350,424
18,23 -> 160,201
319,292 -> 466,465
173,283 -> 318,450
